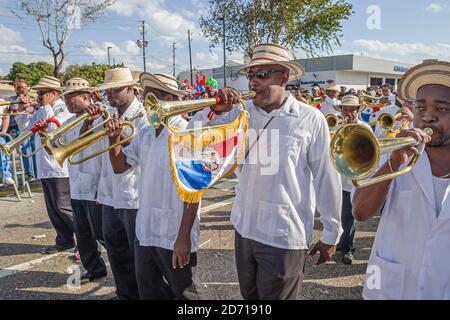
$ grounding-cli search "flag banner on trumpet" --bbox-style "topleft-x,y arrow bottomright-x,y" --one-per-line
359,103 -> 385,129
168,109 -> 248,203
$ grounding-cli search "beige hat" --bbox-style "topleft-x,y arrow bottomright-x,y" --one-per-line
32,76 -> 63,92
96,67 -> 138,90
325,82 -> 340,92
140,72 -> 185,98
398,59 -> 450,100
335,95 -> 365,112
62,77 -> 92,96
237,43 -> 305,81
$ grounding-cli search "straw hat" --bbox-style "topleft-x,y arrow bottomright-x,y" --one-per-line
334,94 -> 365,112
96,67 -> 138,91
237,43 -> 304,81
32,76 -> 63,91
62,77 -> 92,96
325,82 -> 339,92
398,59 -> 450,100
140,72 -> 185,98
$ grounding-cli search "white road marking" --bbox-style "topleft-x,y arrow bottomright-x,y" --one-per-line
202,282 -> 239,286
0,251 -> 72,279
200,197 -> 235,214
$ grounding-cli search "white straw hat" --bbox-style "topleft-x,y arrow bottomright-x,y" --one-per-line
96,67 -> 138,90
32,76 -> 63,92
140,72 -> 185,98
237,43 -> 304,81
62,77 -> 92,96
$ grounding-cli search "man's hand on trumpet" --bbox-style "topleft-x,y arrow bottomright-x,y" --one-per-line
85,102 -> 104,124
396,106 -> 414,123
389,128 -> 432,170
211,87 -> 241,113
106,114 -> 126,142
34,119 -> 49,132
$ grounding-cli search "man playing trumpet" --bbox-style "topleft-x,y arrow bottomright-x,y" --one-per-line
353,60 -> 450,299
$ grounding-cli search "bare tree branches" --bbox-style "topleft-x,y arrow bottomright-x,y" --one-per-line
11,0 -> 116,78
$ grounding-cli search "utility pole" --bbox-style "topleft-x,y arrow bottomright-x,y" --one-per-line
188,30 -> 193,85
137,21 -> 148,72
222,15 -> 227,87
107,46 -> 112,67
172,42 -> 176,77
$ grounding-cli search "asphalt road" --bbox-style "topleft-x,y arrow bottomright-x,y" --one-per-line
0,178 -> 378,300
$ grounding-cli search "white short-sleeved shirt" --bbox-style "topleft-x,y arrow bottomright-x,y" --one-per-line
96,98 -> 148,209
320,96 -> 340,116
123,116 -> 201,252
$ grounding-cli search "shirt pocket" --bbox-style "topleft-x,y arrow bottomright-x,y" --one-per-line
363,252 -> 406,300
256,201 -> 291,238
150,207 -> 177,241
386,189 -> 412,221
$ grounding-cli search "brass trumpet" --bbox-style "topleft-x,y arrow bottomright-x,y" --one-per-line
377,113 -> 402,131
39,111 -> 142,166
330,124 -> 432,187
0,109 -> 64,157
0,100 -> 21,107
146,91 -> 256,130
325,114 -> 343,130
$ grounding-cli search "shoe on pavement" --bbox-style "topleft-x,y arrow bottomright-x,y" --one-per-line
342,252 -> 354,265
41,245 -> 75,255
80,271 -> 107,284
4,177 -> 15,185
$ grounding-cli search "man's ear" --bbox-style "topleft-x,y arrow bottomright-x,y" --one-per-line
280,71 -> 290,87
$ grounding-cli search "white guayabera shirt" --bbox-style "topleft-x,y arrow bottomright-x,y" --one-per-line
190,93 -> 343,250
16,99 -> 72,179
123,116 -> 201,252
362,152 -> 450,300
96,97 -> 147,209
320,95 -> 341,116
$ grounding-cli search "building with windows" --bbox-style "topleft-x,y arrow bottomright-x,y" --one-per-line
177,54 -> 414,92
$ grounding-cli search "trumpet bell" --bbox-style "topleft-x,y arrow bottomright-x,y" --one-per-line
330,124 -> 380,180
325,114 -> 342,130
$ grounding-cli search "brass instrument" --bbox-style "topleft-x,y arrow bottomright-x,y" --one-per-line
330,123 -> 432,187
377,113 -> 402,131
0,100 -> 21,107
0,109 -> 64,157
325,114 -> 343,130
39,110 -> 142,166
146,91 -> 256,130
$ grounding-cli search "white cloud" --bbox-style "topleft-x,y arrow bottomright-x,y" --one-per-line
424,3 -> 443,12
352,39 -> 450,63
110,0 -> 198,44
195,51 -> 220,69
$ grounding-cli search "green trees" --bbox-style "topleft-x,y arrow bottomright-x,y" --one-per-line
6,62 -> 55,86
62,63 -> 124,86
200,0 -> 353,58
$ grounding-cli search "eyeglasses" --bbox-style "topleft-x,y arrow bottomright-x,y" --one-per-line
246,69 -> 284,80
37,90 -> 50,96
106,86 -> 127,95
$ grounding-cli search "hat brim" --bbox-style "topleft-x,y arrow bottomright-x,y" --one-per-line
398,60 -> 450,100
333,103 -> 365,113
96,79 -> 138,91
140,72 -> 185,98
31,85 -> 63,92
237,60 -> 305,81
61,88 -> 93,97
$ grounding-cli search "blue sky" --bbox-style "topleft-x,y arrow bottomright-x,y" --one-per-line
0,0 -> 449,76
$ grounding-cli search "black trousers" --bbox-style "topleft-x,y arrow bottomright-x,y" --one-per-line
337,190 -> 356,254
102,205 -> 139,300
71,199 -> 106,276
41,178 -> 75,248
235,231 -> 307,300
134,241 -> 206,300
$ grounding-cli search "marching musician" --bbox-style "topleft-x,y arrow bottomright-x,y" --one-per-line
88,68 -> 147,300
1,97 -> 13,186
60,78 -> 107,283
320,82 -> 341,116
333,95 -> 371,265
189,43 -> 342,300
9,79 -> 38,179
16,76 -> 75,255
353,60 -> 450,299
106,73 -> 206,300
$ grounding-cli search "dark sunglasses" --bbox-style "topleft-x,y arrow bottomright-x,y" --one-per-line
246,69 -> 284,80
37,90 -> 50,96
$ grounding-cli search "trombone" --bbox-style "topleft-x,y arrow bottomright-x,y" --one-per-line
145,91 -> 256,130
39,110 -> 142,166
0,109 -> 64,158
330,123 -> 432,188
